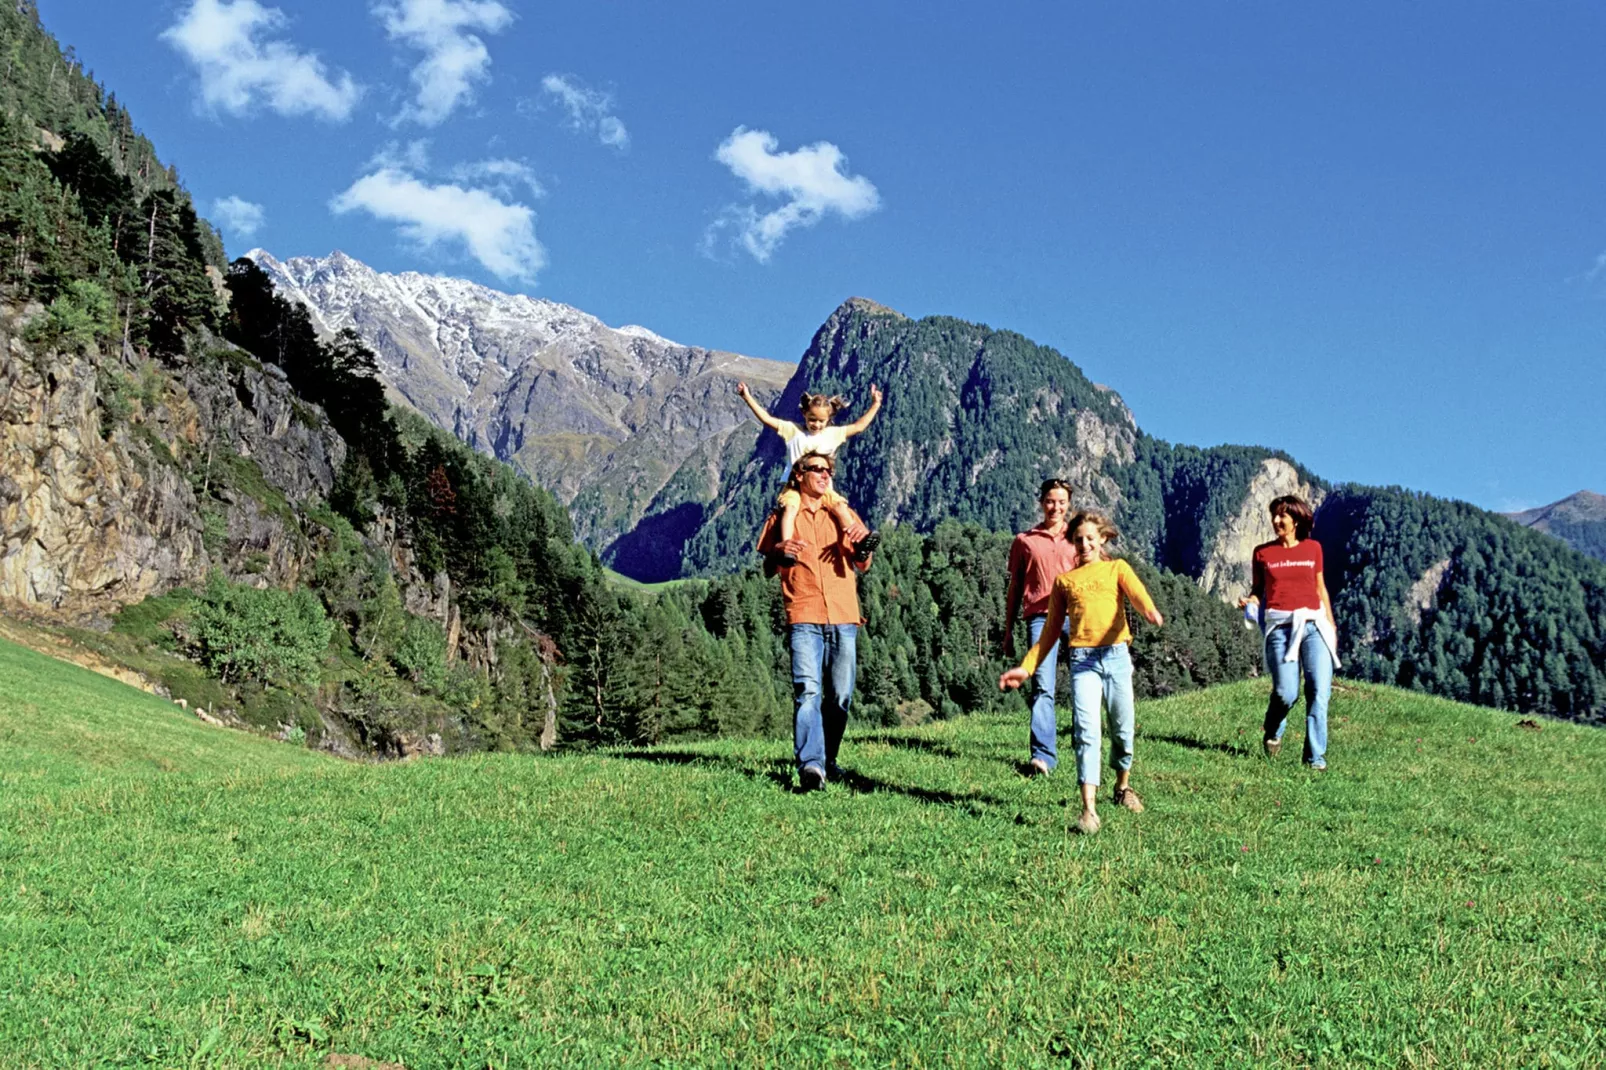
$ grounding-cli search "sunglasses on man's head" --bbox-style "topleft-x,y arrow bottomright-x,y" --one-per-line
800,464 -> 831,474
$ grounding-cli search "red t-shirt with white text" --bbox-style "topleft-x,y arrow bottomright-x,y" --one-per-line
1253,539 -> 1324,611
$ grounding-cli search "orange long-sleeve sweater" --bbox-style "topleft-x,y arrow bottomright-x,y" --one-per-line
1017,558 -> 1158,675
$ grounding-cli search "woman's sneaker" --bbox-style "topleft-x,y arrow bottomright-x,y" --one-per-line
1263,738 -> 1282,758
1112,787 -> 1145,813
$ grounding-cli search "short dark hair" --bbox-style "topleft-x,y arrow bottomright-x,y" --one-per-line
1269,495 -> 1314,540
1038,478 -> 1073,503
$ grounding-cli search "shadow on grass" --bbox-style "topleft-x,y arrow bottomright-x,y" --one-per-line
1146,732 -> 1250,757
853,732 -> 963,759
608,748 -> 1009,815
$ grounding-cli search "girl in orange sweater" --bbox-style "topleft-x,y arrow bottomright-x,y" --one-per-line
1000,510 -> 1163,834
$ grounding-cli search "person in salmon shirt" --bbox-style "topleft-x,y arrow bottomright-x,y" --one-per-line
1002,479 -> 1079,776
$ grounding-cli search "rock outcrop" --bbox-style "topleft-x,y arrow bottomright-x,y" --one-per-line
1198,458 -> 1327,602
0,301 -> 341,619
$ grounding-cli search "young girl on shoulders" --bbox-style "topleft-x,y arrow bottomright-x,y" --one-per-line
736,382 -> 883,556
999,510 -> 1163,835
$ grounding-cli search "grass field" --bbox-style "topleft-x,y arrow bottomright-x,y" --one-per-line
1,634 -> 1602,1068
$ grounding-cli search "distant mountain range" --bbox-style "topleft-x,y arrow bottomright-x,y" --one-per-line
1505,491 -> 1606,563
246,250 -> 792,566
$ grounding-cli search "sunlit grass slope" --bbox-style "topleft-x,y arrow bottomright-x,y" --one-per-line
1,635 -> 1602,1068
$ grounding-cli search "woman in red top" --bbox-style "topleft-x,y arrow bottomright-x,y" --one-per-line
1238,495 -> 1338,770
1003,479 -> 1079,775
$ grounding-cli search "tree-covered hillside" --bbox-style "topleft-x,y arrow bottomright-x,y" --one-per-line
1319,487 -> 1606,721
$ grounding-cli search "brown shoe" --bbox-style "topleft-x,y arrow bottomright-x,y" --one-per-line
1028,758 -> 1050,777
1113,786 -> 1145,813
1263,738 -> 1282,758
1075,810 -> 1101,835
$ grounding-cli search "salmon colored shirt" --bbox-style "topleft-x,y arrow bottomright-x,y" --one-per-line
756,500 -> 865,625
1018,558 -> 1159,674
1008,525 -> 1080,618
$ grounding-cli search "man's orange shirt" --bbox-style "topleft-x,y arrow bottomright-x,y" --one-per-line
756,501 -> 864,625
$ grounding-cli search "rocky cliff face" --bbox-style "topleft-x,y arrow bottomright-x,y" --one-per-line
246,249 -> 794,559
1198,458 -> 1327,601
0,300 -> 342,620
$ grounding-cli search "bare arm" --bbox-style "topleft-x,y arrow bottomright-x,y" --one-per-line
736,382 -> 787,433
1237,551 -> 1266,610
1002,553 -> 1025,658
841,384 -> 883,437
1317,571 -> 1335,629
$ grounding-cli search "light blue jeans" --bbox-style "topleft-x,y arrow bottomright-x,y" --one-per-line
1263,620 -> 1332,768
1067,643 -> 1135,787
1025,614 -> 1070,770
789,623 -> 858,774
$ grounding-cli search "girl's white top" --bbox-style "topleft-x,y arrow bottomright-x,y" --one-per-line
776,421 -> 850,466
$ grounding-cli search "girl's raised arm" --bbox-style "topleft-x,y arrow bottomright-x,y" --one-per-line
842,384 -> 884,437
736,382 -> 786,432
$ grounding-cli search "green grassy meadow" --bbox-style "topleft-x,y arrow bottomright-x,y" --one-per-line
1,635 -> 1602,1068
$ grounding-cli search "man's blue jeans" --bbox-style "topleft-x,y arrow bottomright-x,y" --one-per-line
1067,643 -> 1135,786
1025,614 -> 1069,770
1263,620 -> 1332,768
790,623 -> 858,774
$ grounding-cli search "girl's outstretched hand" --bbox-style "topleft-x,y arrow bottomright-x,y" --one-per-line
1144,609 -> 1165,626
999,667 -> 1030,691
870,383 -> 883,404
735,381 -> 750,398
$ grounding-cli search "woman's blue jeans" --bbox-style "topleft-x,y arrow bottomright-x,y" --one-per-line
1067,643 -> 1135,786
1263,620 -> 1332,768
1025,614 -> 1068,770
789,623 -> 857,774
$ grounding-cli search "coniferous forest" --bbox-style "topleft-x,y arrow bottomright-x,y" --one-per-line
2,0 -> 1603,767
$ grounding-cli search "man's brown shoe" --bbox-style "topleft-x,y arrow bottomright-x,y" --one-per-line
1113,787 -> 1145,813
1075,810 -> 1101,835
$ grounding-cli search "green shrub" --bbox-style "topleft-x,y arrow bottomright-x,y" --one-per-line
392,614 -> 447,690
190,572 -> 333,687
26,279 -> 115,354
110,588 -> 194,649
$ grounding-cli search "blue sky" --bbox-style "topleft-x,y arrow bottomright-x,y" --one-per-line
36,0 -> 1606,511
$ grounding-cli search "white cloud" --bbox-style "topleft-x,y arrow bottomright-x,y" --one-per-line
375,0 -> 514,127
211,195 -> 266,238
330,163 -> 544,282
706,127 -> 880,262
1587,252 -> 1606,285
450,158 -> 545,199
539,74 -> 629,150
161,0 -> 360,121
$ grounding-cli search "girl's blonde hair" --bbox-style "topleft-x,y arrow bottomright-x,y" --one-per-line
800,392 -> 848,418
1069,510 -> 1120,557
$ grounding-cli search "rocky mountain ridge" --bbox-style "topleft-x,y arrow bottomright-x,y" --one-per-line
1506,490 -> 1606,563
246,249 -> 793,554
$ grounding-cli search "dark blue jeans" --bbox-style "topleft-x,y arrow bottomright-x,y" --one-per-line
789,623 -> 858,774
